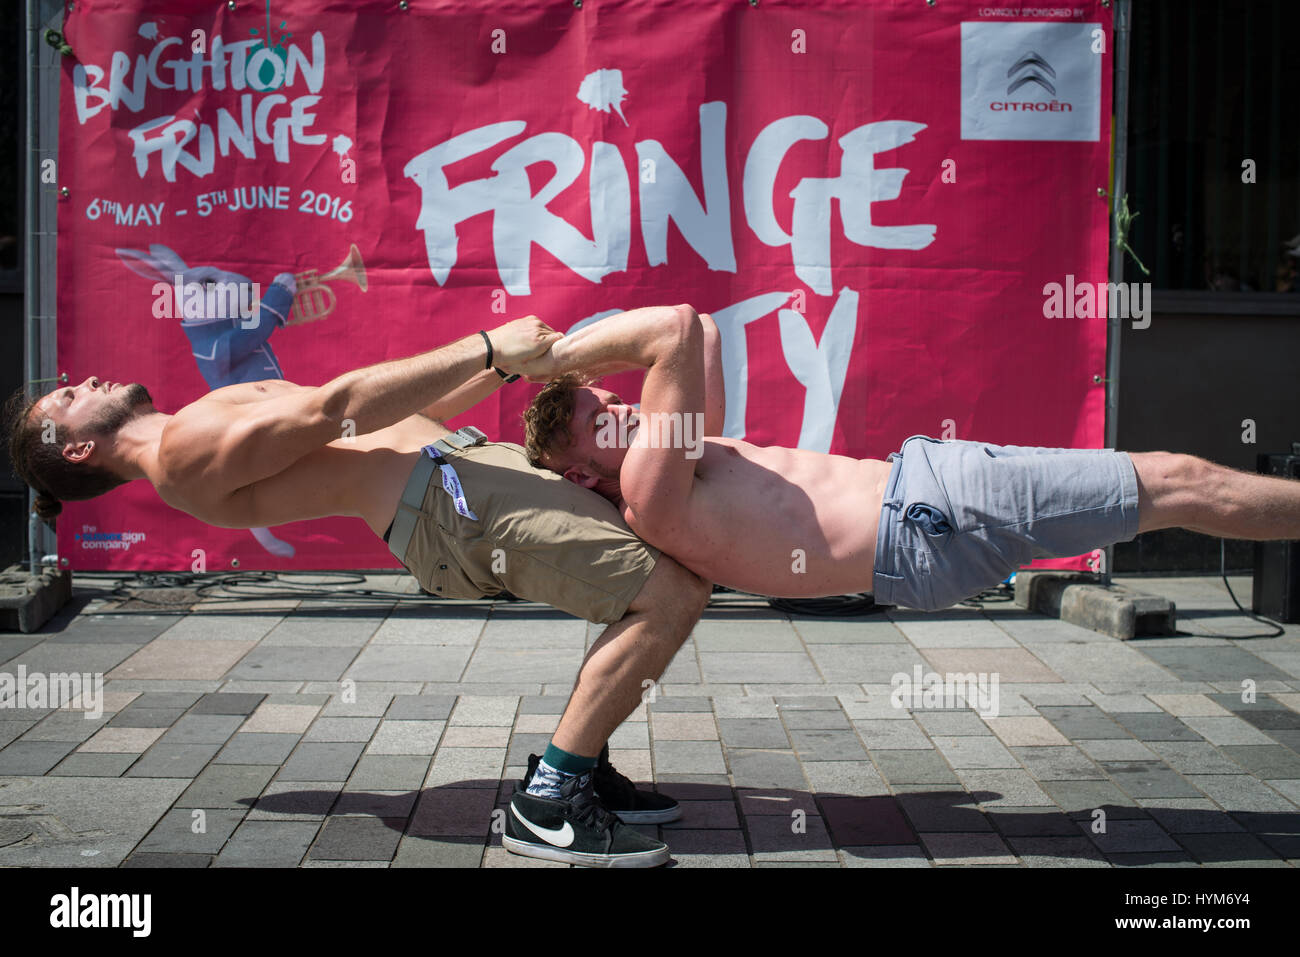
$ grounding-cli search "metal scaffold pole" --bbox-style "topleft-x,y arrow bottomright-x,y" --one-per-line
24,0 -> 43,576
1103,0 -> 1132,584
23,0 -> 64,576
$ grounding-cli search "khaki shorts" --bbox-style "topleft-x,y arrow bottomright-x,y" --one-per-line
390,441 -> 659,624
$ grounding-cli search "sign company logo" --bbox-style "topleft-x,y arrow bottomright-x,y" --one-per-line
76,526 -> 147,552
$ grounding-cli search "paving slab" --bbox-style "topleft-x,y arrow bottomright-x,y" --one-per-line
247,781 -> 342,821
308,816 -> 404,861
332,789 -> 419,819
190,692 -> 267,715
158,713 -> 245,745
366,720 -> 445,755
212,820 -> 320,867
0,741 -> 78,774
132,807 -> 247,857
1099,760 -> 1202,800
277,742 -> 366,782
342,754 -> 430,791
214,732 -> 300,765
659,828 -> 750,867
126,742 -> 223,778
872,750 -> 961,786
985,807 -> 1083,837
175,764 -> 277,809
391,836 -> 485,868
700,652 -> 823,684
653,740 -> 727,775
386,695 -> 456,721
229,646 -> 360,682
49,752 -> 138,776
920,831 -> 1017,865
109,640 -> 256,680
651,712 -> 719,740
958,768 -> 1055,807
0,775 -> 185,865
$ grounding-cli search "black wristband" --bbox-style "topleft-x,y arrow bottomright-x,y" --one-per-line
478,330 -> 493,370
495,368 -> 521,384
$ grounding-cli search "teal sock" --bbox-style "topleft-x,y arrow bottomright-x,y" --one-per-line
542,742 -> 597,776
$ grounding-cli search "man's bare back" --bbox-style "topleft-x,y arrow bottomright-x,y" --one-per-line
616,436 -> 893,596
520,305 -> 896,598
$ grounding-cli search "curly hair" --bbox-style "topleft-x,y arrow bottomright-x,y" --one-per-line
522,373 -> 587,468
2,387 -> 129,524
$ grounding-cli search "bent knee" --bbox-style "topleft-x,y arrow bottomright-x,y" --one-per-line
627,554 -> 710,622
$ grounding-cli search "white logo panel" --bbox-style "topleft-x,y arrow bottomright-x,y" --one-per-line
961,21 -> 1102,142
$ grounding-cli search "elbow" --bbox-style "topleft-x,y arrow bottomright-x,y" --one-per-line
660,304 -> 703,353
316,380 -> 351,430
628,502 -> 684,548
671,303 -> 701,334
699,311 -> 720,355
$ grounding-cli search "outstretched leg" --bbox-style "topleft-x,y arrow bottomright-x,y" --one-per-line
1132,451 -> 1300,540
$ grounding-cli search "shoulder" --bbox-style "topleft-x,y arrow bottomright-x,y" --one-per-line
157,395 -> 235,474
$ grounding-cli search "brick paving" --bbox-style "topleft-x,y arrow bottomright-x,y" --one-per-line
0,573 -> 1298,867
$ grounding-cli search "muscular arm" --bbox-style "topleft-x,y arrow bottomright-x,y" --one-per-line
166,318 -> 557,498
420,367 -> 507,423
530,304 -> 705,538
700,312 -> 725,437
519,306 -> 725,434
621,306 -> 705,538
538,306 -> 697,374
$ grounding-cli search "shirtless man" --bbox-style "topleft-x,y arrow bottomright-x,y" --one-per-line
522,304 -> 1300,611
3,316 -> 710,868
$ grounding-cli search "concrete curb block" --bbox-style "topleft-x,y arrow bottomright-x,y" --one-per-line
0,565 -> 73,633
1014,570 -> 1177,640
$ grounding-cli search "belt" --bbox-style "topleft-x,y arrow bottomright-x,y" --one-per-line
385,426 -> 488,563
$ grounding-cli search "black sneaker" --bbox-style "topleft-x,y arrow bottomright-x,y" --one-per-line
521,751 -> 682,825
594,745 -> 682,824
503,770 -> 669,868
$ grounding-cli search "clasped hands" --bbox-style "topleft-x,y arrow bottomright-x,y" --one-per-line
486,315 -> 566,383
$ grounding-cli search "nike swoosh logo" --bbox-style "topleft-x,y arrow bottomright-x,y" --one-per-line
511,801 -> 575,847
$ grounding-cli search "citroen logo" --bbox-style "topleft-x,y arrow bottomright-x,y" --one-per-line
1006,51 -> 1057,96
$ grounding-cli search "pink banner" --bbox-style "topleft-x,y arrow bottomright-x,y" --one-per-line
56,0 -> 1113,573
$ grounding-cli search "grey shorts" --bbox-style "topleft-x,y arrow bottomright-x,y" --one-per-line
872,435 -> 1141,612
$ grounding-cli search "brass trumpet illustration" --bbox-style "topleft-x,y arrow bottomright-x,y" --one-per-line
288,243 -> 368,325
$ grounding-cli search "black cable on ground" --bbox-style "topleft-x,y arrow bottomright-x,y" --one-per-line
76,557 -> 1291,638
84,569 -> 514,609
959,582 -> 1016,607
1215,538 -> 1285,639
767,594 -> 884,616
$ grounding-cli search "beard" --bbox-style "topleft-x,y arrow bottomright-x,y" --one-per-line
86,383 -> 153,436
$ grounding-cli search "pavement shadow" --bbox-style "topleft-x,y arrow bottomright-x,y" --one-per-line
244,780 -> 1300,866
